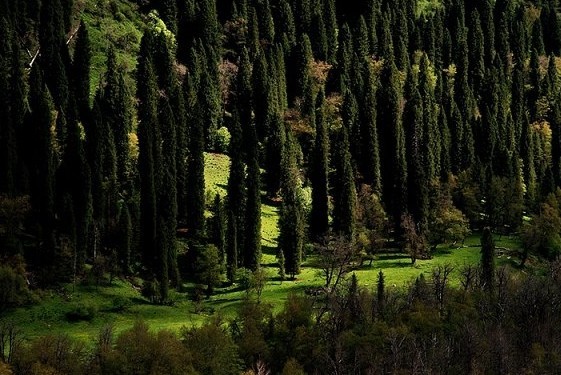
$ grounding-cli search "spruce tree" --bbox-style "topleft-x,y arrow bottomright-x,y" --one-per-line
468,9 -> 485,99
323,0 -> 338,64
403,71 -> 429,229
360,59 -> 381,193
244,120 -> 262,271
419,55 -> 441,181
332,121 -> 357,238
310,89 -> 330,240
158,0 -> 178,34
187,92 -> 206,238
279,128 -> 305,278
378,56 -> 407,224
311,9 -> 328,61
227,109 -> 246,268
72,20 -> 91,123
258,0 -> 275,45
56,101 -> 92,273
137,32 -> 159,275
0,19 -> 17,196
252,48 -> 270,142
26,66 -> 57,278
158,97 -> 178,292
199,0 -> 220,49
480,227 -> 495,292
276,0 -> 296,48
211,194 -> 226,264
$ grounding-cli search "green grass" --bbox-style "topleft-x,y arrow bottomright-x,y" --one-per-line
2,152 -> 526,342
78,0 -> 145,98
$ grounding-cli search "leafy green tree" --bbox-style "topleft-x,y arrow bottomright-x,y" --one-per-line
181,320 -> 242,375
195,244 -> 225,295
360,60 -> 381,193
401,213 -> 428,264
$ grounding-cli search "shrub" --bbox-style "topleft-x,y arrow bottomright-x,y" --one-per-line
0,264 -> 32,310
111,296 -> 132,312
141,279 -> 161,304
214,126 -> 231,153
66,302 -> 98,322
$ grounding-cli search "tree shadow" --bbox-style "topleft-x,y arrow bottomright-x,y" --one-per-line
262,245 -> 277,256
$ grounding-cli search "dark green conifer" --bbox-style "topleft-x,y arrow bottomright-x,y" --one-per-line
469,9 -> 485,98
403,70 -> 428,228
244,124 -> 262,271
531,17 -> 546,57
323,0 -> 338,63
355,16 -> 370,58
199,0 -> 220,49
310,89 -> 329,239
378,56 -> 407,224
360,60 -> 381,193
187,92 -> 206,238
158,97 -> 178,291
0,19 -> 17,196
279,128 -> 305,278
158,0 -> 178,34
332,120 -> 357,238
227,109 -> 246,267
311,9 -> 328,61
480,227 -> 495,292
276,0 -> 296,48
26,66 -> 57,276
259,0 -> 275,45
211,194 -> 226,263
72,20 -> 91,122
137,32 -> 159,275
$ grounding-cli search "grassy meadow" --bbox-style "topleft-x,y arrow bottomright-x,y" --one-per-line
0,152 -> 526,343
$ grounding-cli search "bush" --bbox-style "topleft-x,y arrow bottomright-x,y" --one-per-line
111,296 -> 132,312
66,302 -> 98,322
141,279 -> 161,304
0,263 -> 32,310
214,126 -> 231,153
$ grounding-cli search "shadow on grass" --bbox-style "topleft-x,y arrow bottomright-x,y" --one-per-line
376,253 -> 410,261
262,245 -> 277,256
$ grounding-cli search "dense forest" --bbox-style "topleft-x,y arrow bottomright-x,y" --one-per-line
3,0 -> 561,373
